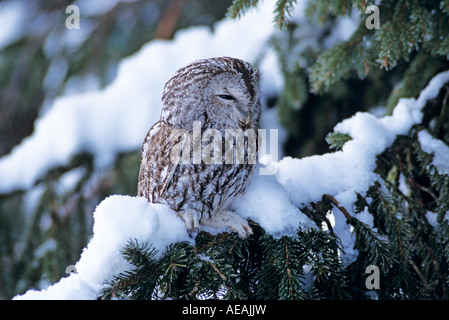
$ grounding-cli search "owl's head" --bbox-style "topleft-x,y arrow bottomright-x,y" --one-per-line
161,57 -> 261,130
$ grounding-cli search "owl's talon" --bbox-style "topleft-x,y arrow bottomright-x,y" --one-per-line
201,210 -> 253,239
187,227 -> 198,238
241,224 -> 253,238
234,221 -> 253,239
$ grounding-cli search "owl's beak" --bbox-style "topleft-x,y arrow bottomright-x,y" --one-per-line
238,112 -> 252,130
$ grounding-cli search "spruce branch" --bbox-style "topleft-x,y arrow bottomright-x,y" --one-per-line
188,274 -> 202,298
283,237 -> 295,300
121,239 -> 159,267
410,0 -> 433,42
325,132 -> 352,150
226,0 -> 260,19
323,194 -> 353,221
434,85 -> 449,136
372,181 -> 413,264
206,258 -> 228,282
273,0 -> 297,30
300,229 -> 351,299
309,24 -> 368,93
442,0 -> 449,14
311,201 -> 334,232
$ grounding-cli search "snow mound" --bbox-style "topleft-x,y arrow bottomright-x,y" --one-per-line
15,195 -> 190,300
232,173 -> 317,236
14,178 -> 315,300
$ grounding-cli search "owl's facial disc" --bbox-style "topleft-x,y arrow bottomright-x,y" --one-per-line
202,73 -> 257,126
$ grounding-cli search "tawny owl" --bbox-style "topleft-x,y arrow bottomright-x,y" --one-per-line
137,57 -> 261,238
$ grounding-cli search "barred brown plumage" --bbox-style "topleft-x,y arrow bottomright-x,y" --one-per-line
137,57 -> 261,238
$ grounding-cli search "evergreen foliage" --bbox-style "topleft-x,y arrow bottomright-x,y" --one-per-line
100,79 -> 449,299
97,0 -> 449,300
2,0 -> 449,300
263,0 -> 449,156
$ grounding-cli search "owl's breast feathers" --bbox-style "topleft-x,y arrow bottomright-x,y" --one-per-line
137,120 -> 254,218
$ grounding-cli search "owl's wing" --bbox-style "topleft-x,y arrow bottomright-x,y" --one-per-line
137,121 -> 163,201
159,129 -> 189,196
137,120 -> 185,203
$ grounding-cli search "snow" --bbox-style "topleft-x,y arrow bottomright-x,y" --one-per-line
15,195 -> 190,300
7,0 -> 449,300
323,9 -> 360,49
231,172 -> 317,236
418,130 -> 449,175
275,70 -> 449,263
